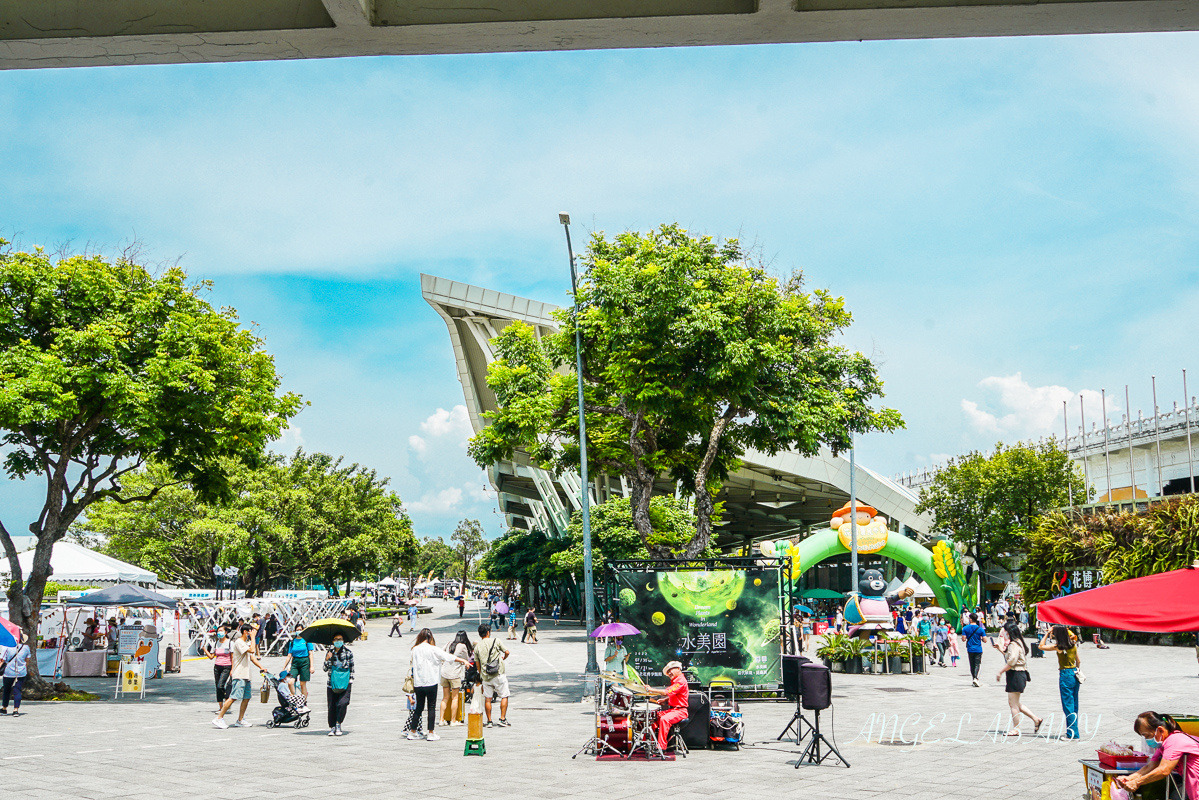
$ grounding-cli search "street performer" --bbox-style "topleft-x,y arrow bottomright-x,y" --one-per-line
646,660 -> 689,753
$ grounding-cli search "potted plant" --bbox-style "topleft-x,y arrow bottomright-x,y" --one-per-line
886,641 -> 904,675
905,635 -> 930,674
842,637 -> 868,674
816,633 -> 848,673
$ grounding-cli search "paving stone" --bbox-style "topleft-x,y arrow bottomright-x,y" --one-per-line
8,599 -> 1197,798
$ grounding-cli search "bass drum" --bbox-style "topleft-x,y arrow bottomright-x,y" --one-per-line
598,714 -> 631,753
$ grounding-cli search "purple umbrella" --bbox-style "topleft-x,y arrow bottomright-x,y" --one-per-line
494,601 -> 509,614
590,622 -> 641,638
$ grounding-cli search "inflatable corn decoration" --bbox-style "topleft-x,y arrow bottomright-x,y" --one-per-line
930,540 -> 973,618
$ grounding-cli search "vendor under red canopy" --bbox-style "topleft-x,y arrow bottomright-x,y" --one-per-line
1036,564 -> 1199,633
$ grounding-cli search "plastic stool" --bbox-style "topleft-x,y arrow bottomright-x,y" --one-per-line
464,739 -> 486,756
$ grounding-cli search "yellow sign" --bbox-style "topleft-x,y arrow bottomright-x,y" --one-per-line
121,659 -> 144,693
837,520 -> 889,554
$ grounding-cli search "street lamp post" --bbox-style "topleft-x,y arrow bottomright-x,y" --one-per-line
559,213 -> 600,684
213,566 -> 224,601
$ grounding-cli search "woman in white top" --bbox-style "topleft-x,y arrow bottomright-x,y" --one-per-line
407,628 -> 468,741
996,621 -> 1043,737
1,632 -> 32,717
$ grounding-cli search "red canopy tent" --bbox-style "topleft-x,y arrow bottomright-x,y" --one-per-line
1036,565 -> 1199,633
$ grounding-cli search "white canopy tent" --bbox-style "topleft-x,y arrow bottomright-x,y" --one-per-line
900,575 -> 936,599
1,541 -> 157,586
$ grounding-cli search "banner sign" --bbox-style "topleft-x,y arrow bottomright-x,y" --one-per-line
614,568 -> 782,686
1051,568 -> 1105,598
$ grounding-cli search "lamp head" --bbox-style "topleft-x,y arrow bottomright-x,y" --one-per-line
558,213 -> 570,225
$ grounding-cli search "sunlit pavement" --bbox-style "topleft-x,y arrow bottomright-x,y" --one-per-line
7,599 -> 1197,799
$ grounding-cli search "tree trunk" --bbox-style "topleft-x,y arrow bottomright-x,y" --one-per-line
6,531 -> 62,698
626,475 -> 660,556
688,412 -> 734,558
688,487 -> 717,558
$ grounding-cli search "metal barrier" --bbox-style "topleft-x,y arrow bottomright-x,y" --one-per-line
179,597 -> 354,656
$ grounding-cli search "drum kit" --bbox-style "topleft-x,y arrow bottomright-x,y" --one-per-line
573,671 -> 666,759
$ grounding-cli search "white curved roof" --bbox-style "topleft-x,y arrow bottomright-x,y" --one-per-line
2,541 -> 157,585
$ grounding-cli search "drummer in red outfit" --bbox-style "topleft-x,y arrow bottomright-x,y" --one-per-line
646,660 -> 689,751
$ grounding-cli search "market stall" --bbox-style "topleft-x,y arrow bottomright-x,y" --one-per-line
64,584 -> 177,690
1037,565 -> 1199,799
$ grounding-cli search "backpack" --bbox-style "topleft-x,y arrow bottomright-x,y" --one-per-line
481,639 -> 503,677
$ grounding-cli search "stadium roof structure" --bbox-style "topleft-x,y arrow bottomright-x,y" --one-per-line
422,273 -> 932,551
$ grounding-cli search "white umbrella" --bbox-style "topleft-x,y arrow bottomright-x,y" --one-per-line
923,606 -> 947,615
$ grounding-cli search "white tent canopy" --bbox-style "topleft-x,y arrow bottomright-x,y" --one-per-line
900,575 -> 936,598
1,541 -> 157,586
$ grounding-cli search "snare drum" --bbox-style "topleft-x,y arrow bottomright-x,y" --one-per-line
606,685 -> 634,717
598,714 -> 631,752
630,701 -> 660,728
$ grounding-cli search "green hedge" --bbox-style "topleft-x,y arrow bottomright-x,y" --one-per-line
1021,495 -> 1199,603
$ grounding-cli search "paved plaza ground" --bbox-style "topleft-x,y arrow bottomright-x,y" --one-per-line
4,600 -> 1198,799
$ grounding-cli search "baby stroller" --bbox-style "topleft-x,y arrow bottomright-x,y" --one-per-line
264,672 -> 311,729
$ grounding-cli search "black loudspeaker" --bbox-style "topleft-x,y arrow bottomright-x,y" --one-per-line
681,691 -> 711,749
800,663 -> 832,711
781,654 -> 811,699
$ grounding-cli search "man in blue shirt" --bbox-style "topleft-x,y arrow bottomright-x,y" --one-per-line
959,613 -> 989,687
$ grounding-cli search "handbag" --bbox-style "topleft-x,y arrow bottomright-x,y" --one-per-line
403,669 -> 415,694
331,662 -> 352,691
1076,669 -> 1086,683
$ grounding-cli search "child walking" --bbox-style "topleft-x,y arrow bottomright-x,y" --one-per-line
946,623 -> 960,667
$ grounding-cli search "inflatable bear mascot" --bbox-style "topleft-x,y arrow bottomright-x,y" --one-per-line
843,567 -> 913,636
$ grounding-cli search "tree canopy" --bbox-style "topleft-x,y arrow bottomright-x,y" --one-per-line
550,495 -> 704,575
470,224 -> 900,557
450,518 -> 489,593
0,243 -> 301,687
82,450 -> 418,595
915,440 -> 1088,579
1021,495 -> 1199,602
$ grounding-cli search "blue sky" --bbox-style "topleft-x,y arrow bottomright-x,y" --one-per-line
2,33 -> 1198,542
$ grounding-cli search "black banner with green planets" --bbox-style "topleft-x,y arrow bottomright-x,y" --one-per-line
614,568 -> 783,686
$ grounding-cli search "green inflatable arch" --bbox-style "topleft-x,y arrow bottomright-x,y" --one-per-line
791,530 -> 958,626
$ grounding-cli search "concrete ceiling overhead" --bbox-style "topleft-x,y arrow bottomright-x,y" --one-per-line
3,0 -> 1198,69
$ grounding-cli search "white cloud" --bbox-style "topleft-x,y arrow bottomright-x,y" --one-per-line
464,480 -> 495,502
961,373 -> 1119,437
420,405 -> 472,441
271,424 -> 305,453
408,435 -> 428,455
406,487 -> 463,514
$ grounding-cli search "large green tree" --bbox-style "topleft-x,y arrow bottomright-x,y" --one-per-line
550,495 -> 703,576
480,527 -> 566,588
399,536 -> 457,595
84,451 -> 417,596
915,440 -> 1088,583
450,518 -> 489,594
470,224 -> 901,557
0,244 -> 301,690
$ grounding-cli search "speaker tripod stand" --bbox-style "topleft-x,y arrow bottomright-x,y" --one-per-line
776,700 -> 816,745
794,709 -> 849,768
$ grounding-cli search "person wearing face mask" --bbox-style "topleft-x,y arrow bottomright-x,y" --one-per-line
204,625 -> 234,712
283,623 -> 315,709
1117,712 -> 1199,798
213,624 -> 268,729
323,634 -> 355,737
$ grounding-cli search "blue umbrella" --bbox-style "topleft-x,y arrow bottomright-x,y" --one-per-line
792,604 -> 814,615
